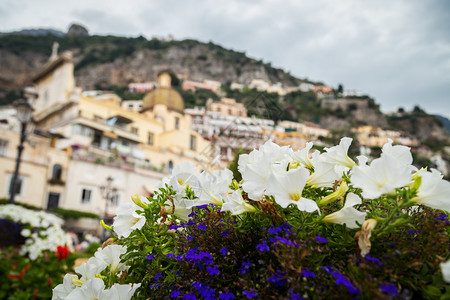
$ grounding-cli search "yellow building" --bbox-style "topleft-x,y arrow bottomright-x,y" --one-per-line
0,49 -> 214,234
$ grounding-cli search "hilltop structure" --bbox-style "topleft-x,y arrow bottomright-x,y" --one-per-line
0,49 -> 214,234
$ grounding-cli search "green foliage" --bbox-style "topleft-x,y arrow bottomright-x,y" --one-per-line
0,247 -> 76,299
227,147 -> 247,182
0,199 -> 41,210
49,207 -> 100,220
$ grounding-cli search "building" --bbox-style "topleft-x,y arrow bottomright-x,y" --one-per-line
206,98 -> 247,117
0,49 -> 214,234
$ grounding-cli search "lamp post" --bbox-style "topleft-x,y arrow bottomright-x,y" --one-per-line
100,176 -> 117,239
9,98 -> 34,204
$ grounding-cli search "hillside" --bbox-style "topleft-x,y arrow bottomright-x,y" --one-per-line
0,30 -> 448,144
0,33 -> 302,92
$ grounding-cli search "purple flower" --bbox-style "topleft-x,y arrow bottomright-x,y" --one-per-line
154,272 -> 164,280
166,253 -> 176,259
239,261 -> 253,274
299,270 -> 315,278
365,254 -> 382,266
256,242 -> 270,252
219,291 -> 235,300
242,291 -> 258,299
221,230 -> 231,236
187,235 -> 194,241
322,266 -> 360,294
281,223 -> 293,234
268,226 -> 282,235
268,270 -> 287,287
435,213 -> 448,221
275,236 -> 294,246
219,247 -> 228,256
186,221 -> 196,226
196,204 -> 210,211
196,223 -> 207,231
380,283 -> 399,297
171,289 -> 182,298
315,234 -> 328,243
206,265 -> 220,276
146,253 -> 155,260
182,293 -> 196,300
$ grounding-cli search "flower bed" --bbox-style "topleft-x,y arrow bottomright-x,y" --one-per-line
55,138 -> 450,299
0,204 -> 75,299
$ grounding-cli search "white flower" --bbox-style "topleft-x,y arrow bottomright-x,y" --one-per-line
239,140 -> 293,200
322,137 -> 356,169
291,142 -> 314,168
102,283 -> 141,300
168,162 -> 201,196
113,202 -> 146,238
351,154 -> 412,199
66,278 -> 106,300
222,189 -> 257,215
196,168 -> 233,206
94,245 -> 128,274
75,257 -> 107,281
307,152 -> 341,188
323,193 -> 367,228
52,274 -> 78,300
441,259 -> 450,283
381,139 -> 413,166
412,169 -> 450,212
266,167 -> 319,213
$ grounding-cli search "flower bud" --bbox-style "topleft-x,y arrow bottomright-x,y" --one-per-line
319,181 -> 348,206
131,194 -> 149,209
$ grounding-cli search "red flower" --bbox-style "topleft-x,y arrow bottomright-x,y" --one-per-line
56,245 -> 70,261
8,264 -> 30,279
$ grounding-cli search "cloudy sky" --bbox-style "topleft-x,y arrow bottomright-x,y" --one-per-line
1,0 -> 450,118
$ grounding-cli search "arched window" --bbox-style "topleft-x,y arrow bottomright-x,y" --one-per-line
52,164 -> 62,180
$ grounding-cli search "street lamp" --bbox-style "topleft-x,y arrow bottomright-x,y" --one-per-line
9,98 -> 34,204
99,176 -> 118,239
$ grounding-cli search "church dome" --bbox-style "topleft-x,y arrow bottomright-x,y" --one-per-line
141,72 -> 184,113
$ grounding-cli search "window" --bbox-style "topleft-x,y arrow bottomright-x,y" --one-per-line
190,135 -> 197,151
0,139 -> 7,156
128,104 -> 133,109
131,127 -> 138,134
52,164 -> 62,180
47,193 -> 60,209
111,194 -> 120,207
148,132 -> 154,145
175,117 -> 180,130
81,188 -> 92,204
168,160 -> 174,170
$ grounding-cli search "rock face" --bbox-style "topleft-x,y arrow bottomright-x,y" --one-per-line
67,24 -> 89,36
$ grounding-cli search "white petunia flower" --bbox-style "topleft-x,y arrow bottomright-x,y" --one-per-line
239,140 -> 293,200
323,193 -> 367,228
381,139 -> 413,166
307,152 -> 341,188
102,283 -> 141,300
291,142 -> 314,168
412,169 -> 450,212
266,167 -> 319,213
441,259 -> 450,283
222,189 -> 257,215
52,274 -> 78,300
75,257 -> 107,281
113,202 -> 146,238
65,278 -> 106,300
351,154 -> 412,199
196,168 -> 233,206
168,162 -> 201,195
322,137 -> 356,169
94,245 -> 128,275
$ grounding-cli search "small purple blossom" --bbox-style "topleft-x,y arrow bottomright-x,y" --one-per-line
322,266 -> 360,294
187,235 -> 194,241
268,270 -> 287,287
365,254 -> 382,266
239,261 -> 254,274
275,236 -> 294,246
221,230 -> 231,236
242,291 -> 258,299
146,253 -> 155,260
166,253 -> 175,259
256,242 -> 270,252
219,291 -> 235,300
380,283 -> 399,297
154,272 -> 164,280
315,234 -> 328,243
268,226 -> 282,235
171,289 -> 182,298
196,223 -> 207,231
206,265 -> 220,276
182,293 -> 196,300
300,269 -> 315,278
219,247 -> 228,256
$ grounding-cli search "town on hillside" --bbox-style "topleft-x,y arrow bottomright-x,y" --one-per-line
0,45 -> 448,237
